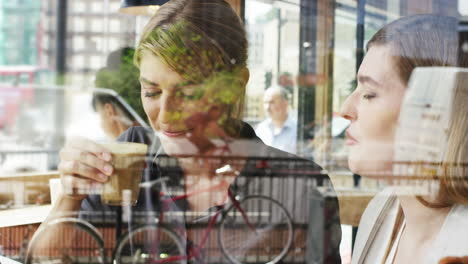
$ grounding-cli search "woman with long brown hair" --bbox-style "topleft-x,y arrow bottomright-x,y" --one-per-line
341,14 -> 468,263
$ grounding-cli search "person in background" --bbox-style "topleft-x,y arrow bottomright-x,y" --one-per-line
91,91 -> 138,140
340,15 -> 468,264
93,47 -> 144,139
255,86 -> 297,154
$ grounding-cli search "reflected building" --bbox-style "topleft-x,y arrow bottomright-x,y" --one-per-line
40,0 -> 137,86
0,0 -> 41,66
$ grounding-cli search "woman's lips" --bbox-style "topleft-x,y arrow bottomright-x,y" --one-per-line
162,130 -> 189,138
345,130 -> 358,146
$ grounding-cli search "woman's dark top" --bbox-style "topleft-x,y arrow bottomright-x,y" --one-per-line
79,123 -> 342,264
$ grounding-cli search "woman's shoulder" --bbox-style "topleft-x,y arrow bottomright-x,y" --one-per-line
450,203 -> 468,216
117,126 -> 154,145
439,203 -> 468,238
356,188 -> 395,223
426,204 -> 468,261
352,188 -> 396,263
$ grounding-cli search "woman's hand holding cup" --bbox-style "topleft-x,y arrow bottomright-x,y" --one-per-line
58,137 -> 114,200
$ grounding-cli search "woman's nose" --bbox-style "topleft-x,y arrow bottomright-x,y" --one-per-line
340,93 -> 357,121
159,93 -> 181,123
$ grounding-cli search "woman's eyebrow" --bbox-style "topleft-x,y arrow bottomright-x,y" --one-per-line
174,80 -> 197,88
358,75 -> 381,87
139,77 -> 158,86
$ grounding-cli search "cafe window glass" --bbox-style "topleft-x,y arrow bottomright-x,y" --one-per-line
244,0 -> 300,130
0,1 -> 466,264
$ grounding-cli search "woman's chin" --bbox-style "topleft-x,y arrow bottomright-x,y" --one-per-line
158,132 -> 198,156
347,143 -> 395,178
347,157 -> 394,179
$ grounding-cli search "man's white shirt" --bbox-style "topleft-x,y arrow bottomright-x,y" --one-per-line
255,114 -> 297,154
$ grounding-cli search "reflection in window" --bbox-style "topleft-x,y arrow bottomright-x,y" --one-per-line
73,18 -> 86,32
74,1 -> 86,13
1,1 -> 467,264
91,1 -> 103,13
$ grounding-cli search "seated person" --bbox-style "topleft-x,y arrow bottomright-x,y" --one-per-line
93,47 -> 145,140
32,1 -> 342,263
92,90 -> 139,140
340,15 -> 468,263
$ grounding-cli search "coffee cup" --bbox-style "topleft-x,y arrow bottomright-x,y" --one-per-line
99,142 -> 148,206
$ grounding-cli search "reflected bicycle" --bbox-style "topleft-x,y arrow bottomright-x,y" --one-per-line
113,176 -> 294,264
25,217 -> 106,264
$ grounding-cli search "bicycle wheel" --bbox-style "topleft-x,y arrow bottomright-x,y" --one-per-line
113,224 -> 186,264
25,217 -> 106,264
219,196 -> 293,264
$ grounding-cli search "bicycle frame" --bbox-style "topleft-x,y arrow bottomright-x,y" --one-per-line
146,179 -> 257,264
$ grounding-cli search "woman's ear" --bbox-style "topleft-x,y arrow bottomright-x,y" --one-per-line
239,67 -> 250,86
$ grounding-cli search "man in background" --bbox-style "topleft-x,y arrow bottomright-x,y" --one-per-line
93,47 -> 144,140
91,91 -> 138,140
255,86 -> 297,154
